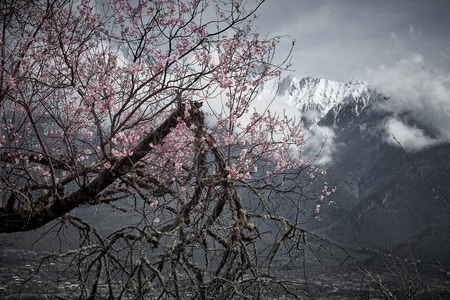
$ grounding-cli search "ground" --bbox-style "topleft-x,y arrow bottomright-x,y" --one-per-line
1,245 -> 449,299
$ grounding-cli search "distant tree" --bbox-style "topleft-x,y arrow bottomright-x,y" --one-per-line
0,0 -> 333,298
358,249 -> 437,300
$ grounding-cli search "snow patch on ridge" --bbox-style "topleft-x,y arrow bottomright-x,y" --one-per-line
257,75 -> 374,127
277,76 -> 373,124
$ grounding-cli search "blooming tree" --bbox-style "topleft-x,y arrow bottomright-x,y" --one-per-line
0,0 -> 333,298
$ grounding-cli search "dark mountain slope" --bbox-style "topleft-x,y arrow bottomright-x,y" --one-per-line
310,93 -> 450,257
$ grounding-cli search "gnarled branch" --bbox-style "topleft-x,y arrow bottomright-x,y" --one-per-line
0,98 -> 187,233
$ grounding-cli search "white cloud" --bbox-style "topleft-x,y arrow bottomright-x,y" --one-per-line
390,32 -> 403,48
383,118 -> 440,151
367,53 -> 450,150
408,25 -> 421,41
303,125 -> 336,166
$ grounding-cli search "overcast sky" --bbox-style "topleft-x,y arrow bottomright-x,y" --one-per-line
253,0 -> 450,83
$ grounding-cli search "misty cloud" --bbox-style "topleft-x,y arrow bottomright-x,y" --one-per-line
390,32 -> 403,48
303,125 -> 336,165
368,53 -> 450,150
408,25 -> 421,40
383,118 -> 440,151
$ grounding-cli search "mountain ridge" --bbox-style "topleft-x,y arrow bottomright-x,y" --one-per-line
271,75 -> 450,260
274,75 -> 375,126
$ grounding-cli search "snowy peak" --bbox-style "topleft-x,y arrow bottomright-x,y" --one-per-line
278,76 -> 372,110
273,75 -> 375,126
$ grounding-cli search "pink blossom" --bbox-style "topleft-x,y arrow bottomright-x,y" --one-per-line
150,201 -> 158,210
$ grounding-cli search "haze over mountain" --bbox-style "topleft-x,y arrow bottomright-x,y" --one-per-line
260,74 -> 450,262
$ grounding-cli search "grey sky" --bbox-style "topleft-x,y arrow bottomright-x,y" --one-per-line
253,0 -> 450,83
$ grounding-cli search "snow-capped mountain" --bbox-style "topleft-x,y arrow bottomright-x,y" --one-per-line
267,75 -> 450,262
259,75 -> 377,128
278,76 -> 372,114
